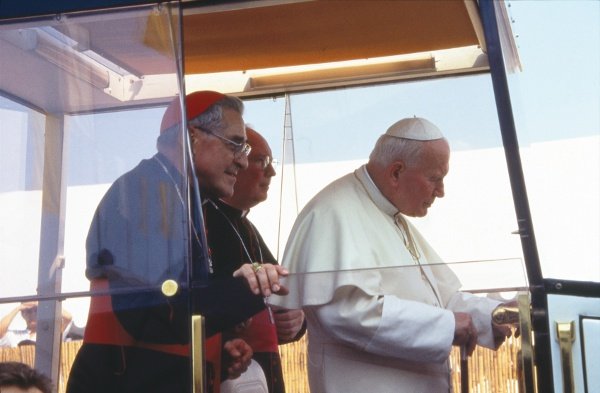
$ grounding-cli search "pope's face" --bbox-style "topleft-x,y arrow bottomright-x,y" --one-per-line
191,107 -> 248,199
394,139 -> 449,217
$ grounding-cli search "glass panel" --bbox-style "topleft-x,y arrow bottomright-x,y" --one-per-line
62,105 -> 178,327
244,77 -> 526,265
241,76 -> 528,392
581,317 -> 600,392
506,1 -> 600,282
0,98 -> 45,298
270,261 -> 526,393
0,299 -> 84,392
0,3 -> 187,392
547,294 -> 600,392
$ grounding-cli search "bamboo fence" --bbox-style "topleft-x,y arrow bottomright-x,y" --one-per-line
1,335 -> 522,393
279,335 -> 523,393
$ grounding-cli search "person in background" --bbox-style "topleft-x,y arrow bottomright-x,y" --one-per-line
0,361 -> 52,393
273,117 -> 515,392
205,127 -> 305,393
67,91 -> 288,393
0,302 -> 73,347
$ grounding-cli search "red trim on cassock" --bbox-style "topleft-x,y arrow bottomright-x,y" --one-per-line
238,309 -> 279,353
84,279 -> 222,392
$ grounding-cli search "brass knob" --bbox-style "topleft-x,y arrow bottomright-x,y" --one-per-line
161,279 -> 179,297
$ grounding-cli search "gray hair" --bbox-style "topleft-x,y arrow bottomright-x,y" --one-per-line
369,135 -> 438,167
157,95 -> 244,148
188,95 -> 244,134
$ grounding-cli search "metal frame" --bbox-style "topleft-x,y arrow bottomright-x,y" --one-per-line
35,114 -> 69,381
479,1 -> 553,391
2,1 -> 578,392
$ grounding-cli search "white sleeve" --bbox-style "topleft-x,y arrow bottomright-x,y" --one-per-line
62,320 -> 74,341
314,285 -> 455,363
446,292 -> 502,349
0,331 -> 18,347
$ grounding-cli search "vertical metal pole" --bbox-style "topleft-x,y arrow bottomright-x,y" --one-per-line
460,347 -> 469,393
276,94 -> 299,260
35,114 -> 67,393
168,2 -> 210,390
479,1 -> 553,392
191,315 -> 206,393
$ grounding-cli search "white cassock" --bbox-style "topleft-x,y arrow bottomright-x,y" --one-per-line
271,165 -> 501,393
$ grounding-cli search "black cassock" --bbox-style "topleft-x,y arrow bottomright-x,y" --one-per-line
204,198 -> 291,393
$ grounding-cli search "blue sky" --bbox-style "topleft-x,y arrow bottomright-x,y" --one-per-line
242,0 -> 599,163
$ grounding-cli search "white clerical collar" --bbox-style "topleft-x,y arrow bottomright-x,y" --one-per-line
354,165 -> 398,218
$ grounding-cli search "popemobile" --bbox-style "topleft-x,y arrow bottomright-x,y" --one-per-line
0,1 -> 598,392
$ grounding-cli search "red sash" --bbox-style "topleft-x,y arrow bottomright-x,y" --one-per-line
238,309 -> 278,353
84,279 -> 222,392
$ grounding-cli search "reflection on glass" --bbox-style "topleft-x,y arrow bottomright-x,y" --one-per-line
273,261 -> 527,310
0,100 -> 45,299
270,261 -> 526,393
0,3 -> 185,392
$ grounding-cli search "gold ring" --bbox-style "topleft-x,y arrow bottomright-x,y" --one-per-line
251,262 -> 263,273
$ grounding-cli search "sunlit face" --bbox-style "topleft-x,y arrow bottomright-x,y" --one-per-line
191,107 -> 248,199
392,139 -> 449,217
226,129 -> 275,210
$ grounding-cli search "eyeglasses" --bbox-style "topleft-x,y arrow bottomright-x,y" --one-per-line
193,126 -> 252,157
252,156 -> 277,170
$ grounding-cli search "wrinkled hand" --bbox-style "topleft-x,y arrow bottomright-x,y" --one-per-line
233,263 -> 289,297
223,338 -> 253,380
492,321 -> 513,347
453,312 -> 477,356
272,307 -> 304,342
492,300 -> 520,347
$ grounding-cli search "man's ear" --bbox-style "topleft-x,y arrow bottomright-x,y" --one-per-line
389,160 -> 405,182
188,128 -> 198,145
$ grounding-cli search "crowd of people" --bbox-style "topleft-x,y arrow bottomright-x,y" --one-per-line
0,302 -> 82,348
4,91 -> 517,393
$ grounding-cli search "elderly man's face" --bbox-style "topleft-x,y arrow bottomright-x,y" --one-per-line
191,107 -> 248,198
394,139 -> 449,217
226,131 -> 275,210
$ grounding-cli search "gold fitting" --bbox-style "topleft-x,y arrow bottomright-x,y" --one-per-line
161,279 -> 179,297
251,262 -> 263,273
492,305 -> 520,325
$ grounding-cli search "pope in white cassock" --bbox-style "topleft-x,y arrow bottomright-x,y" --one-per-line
270,118 -> 514,392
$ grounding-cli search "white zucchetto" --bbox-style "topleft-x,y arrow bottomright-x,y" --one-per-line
385,117 -> 443,141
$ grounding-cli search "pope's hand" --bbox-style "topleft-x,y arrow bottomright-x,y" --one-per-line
272,307 -> 304,342
492,300 -> 520,348
453,312 -> 477,356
